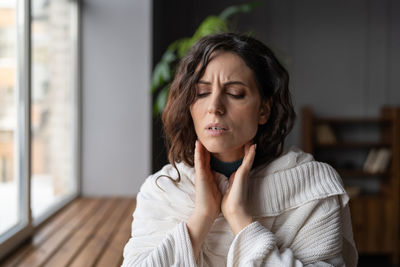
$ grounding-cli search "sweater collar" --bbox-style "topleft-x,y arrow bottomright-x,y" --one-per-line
175,146 -> 347,217
179,146 -> 315,183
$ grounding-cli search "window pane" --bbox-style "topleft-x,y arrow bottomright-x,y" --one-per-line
0,0 -> 18,236
31,0 -> 77,219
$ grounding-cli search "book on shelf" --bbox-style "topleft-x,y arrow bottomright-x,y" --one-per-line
363,149 -> 378,172
315,123 -> 337,144
363,148 -> 392,174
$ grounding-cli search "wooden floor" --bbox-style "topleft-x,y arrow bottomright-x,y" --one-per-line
2,197 -> 398,267
0,197 -> 136,267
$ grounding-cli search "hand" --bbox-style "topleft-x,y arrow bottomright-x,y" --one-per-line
187,140 -> 222,259
192,140 -> 222,220
221,142 -> 256,235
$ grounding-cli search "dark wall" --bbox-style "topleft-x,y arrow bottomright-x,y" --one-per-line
152,0 -> 400,172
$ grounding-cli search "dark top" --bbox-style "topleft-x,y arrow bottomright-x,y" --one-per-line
210,156 -> 243,178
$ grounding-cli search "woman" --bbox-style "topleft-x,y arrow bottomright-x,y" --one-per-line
122,33 -> 358,266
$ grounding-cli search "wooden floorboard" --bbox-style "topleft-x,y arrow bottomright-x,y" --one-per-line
69,199 -> 131,267
95,200 -> 136,267
0,197 -> 136,267
19,198 -> 102,267
0,198 -> 89,267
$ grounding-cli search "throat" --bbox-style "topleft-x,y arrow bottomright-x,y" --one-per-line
210,156 -> 243,178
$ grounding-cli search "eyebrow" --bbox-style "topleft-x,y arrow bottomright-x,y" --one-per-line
197,80 -> 248,87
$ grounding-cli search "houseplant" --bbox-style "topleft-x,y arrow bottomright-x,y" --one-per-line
151,2 -> 259,115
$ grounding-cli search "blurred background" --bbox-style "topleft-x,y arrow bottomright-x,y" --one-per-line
0,0 -> 399,266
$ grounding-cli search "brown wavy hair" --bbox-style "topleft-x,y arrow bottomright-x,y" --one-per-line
161,32 -> 296,182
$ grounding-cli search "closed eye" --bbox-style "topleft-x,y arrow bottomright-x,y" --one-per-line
196,92 -> 210,98
228,93 -> 245,99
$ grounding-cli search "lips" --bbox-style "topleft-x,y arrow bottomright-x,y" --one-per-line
205,123 -> 229,136
205,123 -> 229,131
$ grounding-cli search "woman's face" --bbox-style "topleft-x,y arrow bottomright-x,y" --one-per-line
190,52 -> 270,162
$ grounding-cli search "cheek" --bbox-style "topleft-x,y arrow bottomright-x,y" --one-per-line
243,119 -> 259,137
190,104 -> 202,132
237,107 -> 260,136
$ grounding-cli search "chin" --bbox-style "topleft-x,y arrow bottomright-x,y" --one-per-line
203,144 -> 224,153
200,140 -> 221,151
202,140 -> 237,154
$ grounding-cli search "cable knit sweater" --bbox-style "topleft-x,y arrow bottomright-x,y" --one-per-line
122,147 -> 358,266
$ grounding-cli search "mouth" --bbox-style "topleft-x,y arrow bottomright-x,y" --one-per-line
205,123 -> 229,131
207,126 -> 227,130
205,123 -> 229,136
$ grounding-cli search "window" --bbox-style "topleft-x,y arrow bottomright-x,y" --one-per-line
0,0 -> 19,238
31,0 -> 79,221
0,0 -> 79,259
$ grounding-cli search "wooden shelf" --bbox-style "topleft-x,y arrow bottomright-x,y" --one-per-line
301,106 -> 400,263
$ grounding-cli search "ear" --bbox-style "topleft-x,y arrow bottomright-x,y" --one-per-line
258,98 -> 272,125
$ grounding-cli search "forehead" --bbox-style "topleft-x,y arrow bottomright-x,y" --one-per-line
200,51 -> 255,81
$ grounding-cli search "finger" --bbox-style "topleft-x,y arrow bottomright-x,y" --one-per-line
244,142 -> 251,157
201,142 -> 210,166
228,172 -> 236,187
225,144 -> 255,199
194,140 -> 211,173
200,141 -> 209,168
194,140 -> 205,174
194,140 -> 200,169
223,172 -> 235,195
239,143 -> 256,174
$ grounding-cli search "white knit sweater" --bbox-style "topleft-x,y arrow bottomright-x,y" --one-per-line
122,147 -> 358,266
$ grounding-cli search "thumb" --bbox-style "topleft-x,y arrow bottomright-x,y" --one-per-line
228,172 -> 236,188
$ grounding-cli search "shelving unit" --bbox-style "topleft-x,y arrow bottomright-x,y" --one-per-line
301,106 -> 400,265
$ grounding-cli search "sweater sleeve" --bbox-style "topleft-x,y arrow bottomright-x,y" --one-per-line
227,197 -> 353,267
121,221 -> 196,267
121,173 -> 198,267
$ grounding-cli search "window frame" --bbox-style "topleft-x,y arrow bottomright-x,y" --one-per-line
0,0 -> 81,260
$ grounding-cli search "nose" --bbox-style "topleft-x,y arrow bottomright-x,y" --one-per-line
207,92 -> 225,115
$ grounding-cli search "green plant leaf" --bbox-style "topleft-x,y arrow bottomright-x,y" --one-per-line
153,84 -> 170,115
219,1 -> 260,21
177,37 -> 195,59
151,63 -> 163,92
151,49 -> 178,92
162,49 -> 177,63
151,62 -> 167,92
167,39 -> 180,51
151,2 -> 260,116
192,16 -> 228,41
